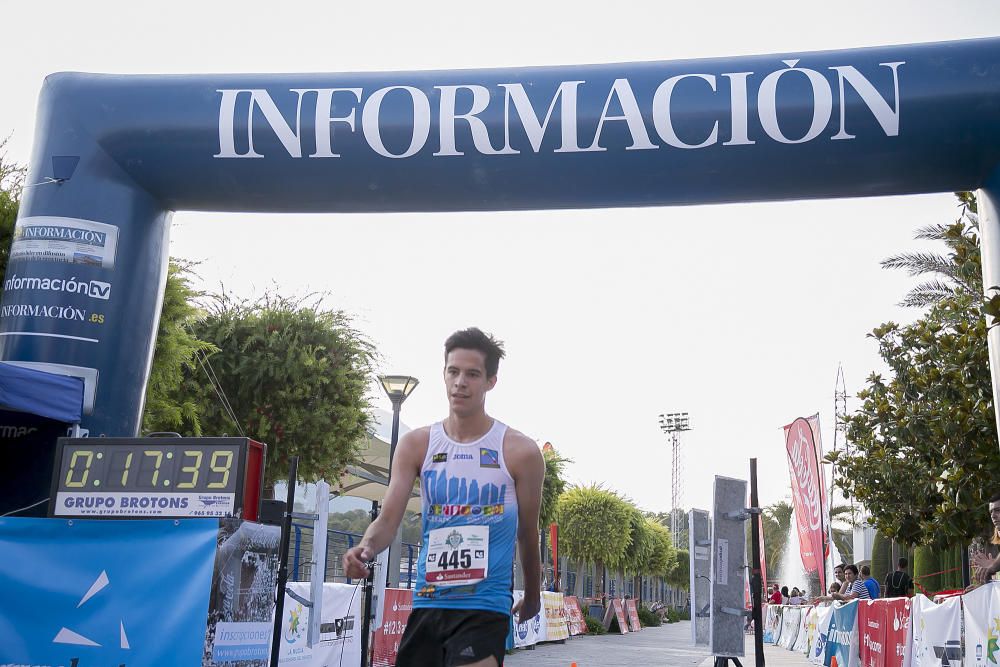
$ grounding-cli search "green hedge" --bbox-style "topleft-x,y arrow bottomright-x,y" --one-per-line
584,615 -> 607,634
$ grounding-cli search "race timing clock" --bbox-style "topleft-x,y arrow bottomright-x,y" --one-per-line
48,437 -> 266,520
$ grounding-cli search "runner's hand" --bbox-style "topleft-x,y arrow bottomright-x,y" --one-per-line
513,594 -> 540,623
342,545 -> 374,579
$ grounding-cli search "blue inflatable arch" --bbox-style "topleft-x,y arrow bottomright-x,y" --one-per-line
4,37 -> 1000,437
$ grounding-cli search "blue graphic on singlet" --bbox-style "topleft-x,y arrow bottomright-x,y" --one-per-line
423,469 -> 506,515
414,452 -> 518,615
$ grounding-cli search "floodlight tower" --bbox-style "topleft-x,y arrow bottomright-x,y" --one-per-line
659,412 -> 691,546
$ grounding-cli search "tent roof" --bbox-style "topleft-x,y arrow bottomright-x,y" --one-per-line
0,362 -> 84,424
331,408 -> 421,514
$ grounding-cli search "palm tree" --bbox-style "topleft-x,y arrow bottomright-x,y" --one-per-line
880,193 -> 980,308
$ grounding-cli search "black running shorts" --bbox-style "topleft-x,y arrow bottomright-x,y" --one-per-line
396,608 -> 509,666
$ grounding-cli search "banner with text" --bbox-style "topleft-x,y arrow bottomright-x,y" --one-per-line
0,517 -> 217,666
824,600 -> 859,667
784,415 -> 827,592
564,596 -> 587,635
883,598 -> 910,667
277,582 -> 362,667
511,590 -> 546,648
859,600 -> 887,667
372,588 -> 413,667
809,605 -> 835,666
205,520 -> 281,666
543,591 -> 570,641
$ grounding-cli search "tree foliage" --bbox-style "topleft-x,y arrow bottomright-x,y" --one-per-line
0,136 -> 26,288
539,445 -> 570,528
142,260 -> 217,434
646,520 -> 676,577
666,548 -> 689,589
556,484 -> 633,569
620,506 -> 657,575
179,292 -> 378,489
833,194 -> 1000,548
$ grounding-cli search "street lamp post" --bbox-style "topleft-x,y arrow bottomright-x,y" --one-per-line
379,375 -> 419,587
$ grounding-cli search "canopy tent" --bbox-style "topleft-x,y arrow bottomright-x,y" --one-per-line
331,408 -> 422,514
0,363 -> 86,517
0,362 -> 84,424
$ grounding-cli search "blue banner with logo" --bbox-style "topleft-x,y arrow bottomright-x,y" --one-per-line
0,517 -> 218,666
824,600 -> 859,667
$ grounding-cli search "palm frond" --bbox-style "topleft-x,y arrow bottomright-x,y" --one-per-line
897,280 -> 961,308
881,252 -> 958,279
912,224 -> 952,242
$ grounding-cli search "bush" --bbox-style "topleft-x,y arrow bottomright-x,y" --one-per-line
637,605 -> 661,627
665,608 -> 682,623
584,615 -> 607,635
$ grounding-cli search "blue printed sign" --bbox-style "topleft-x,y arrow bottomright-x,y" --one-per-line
824,600 -> 859,667
0,517 -> 218,666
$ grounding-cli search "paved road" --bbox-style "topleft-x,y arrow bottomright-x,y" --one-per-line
504,621 -> 708,667
504,623 -> 812,667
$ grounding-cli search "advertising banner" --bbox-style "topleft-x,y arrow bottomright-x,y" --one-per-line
961,582 -> 1000,667
910,594 -> 961,667
824,600 -> 859,667
625,598 -> 642,632
793,607 -> 811,653
204,520 -> 281,666
809,605 -> 835,666
607,598 -> 629,635
512,589 -> 546,648
372,588 -> 413,667
276,582 -> 362,667
883,598 -> 910,667
564,596 -> 587,635
0,516 -> 217,666
763,604 -> 780,643
784,416 -> 827,593
543,591 -> 570,641
859,600 -> 887,667
779,607 -> 801,649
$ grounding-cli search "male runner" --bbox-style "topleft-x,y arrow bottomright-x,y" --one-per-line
343,327 -> 545,667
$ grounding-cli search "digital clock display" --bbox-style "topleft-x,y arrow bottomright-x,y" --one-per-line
49,438 -> 263,519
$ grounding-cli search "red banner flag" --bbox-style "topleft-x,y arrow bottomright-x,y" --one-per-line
550,523 -> 558,590
783,415 -> 826,593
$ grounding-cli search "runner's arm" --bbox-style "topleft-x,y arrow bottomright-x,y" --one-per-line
508,433 -> 545,620
342,428 -> 426,578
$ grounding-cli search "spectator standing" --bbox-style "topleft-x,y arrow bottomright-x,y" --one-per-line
815,564 -> 870,603
974,493 -> 1000,585
861,565 -> 880,599
884,557 -> 914,597
768,584 -> 783,605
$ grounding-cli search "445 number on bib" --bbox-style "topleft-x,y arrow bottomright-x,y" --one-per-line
426,525 -> 489,586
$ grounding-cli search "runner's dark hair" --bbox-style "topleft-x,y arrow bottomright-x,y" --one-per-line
445,328 -> 506,377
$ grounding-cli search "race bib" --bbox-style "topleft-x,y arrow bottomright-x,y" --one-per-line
425,525 -> 489,587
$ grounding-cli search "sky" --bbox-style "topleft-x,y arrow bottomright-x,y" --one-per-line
4,1 -> 999,516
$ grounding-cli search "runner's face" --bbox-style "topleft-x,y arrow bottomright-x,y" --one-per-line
444,348 -> 496,416
990,501 -> 1000,532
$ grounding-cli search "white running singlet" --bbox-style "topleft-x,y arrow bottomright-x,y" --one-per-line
413,420 -> 518,616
